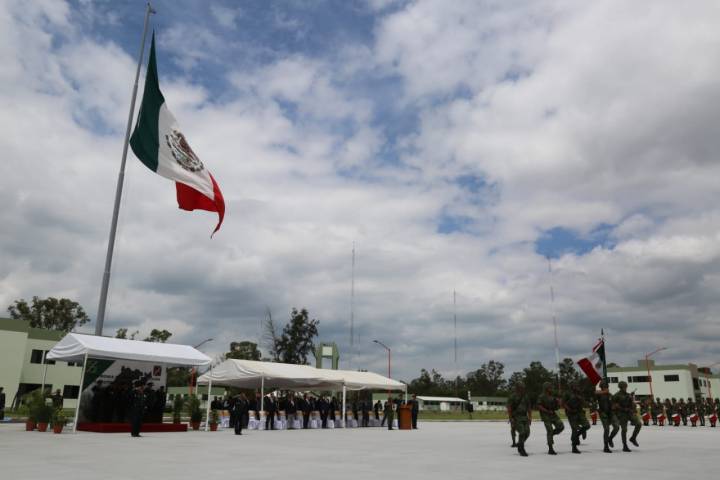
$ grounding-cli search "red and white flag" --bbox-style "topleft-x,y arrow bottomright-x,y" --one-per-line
577,338 -> 606,386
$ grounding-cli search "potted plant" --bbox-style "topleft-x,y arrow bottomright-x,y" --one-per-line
52,408 -> 67,434
172,395 -> 186,424
187,394 -> 202,430
36,402 -> 53,432
209,409 -> 219,431
23,390 -> 45,431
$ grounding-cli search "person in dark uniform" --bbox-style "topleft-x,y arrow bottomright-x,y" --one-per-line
233,393 -> 248,435
155,386 -> 167,423
597,380 -> 619,453
409,394 -> 419,429
329,396 -> 338,425
384,398 -> 395,430
265,394 -> 276,430
361,400 -> 370,427
301,394 -> 311,429
374,400 -> 381,421
0,387 -> 6,420
130,383 -> 146,437
319,396 -> 329,428
51,389 -> 63,409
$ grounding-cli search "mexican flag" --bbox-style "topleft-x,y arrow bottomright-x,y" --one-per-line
130,33 -> 225,235
576,338 -> 606,385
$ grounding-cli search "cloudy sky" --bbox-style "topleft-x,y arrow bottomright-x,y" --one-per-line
2,0 -> 720,381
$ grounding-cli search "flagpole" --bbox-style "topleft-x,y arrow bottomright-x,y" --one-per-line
95,2 -> 156,336
601,329 -> 608,381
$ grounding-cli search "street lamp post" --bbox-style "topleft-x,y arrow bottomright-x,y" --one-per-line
190,338 -> 213,395
645,347 -> 667,400
373,340 -> 391,397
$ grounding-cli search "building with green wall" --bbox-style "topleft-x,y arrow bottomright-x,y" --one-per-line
0,318 -> 82,410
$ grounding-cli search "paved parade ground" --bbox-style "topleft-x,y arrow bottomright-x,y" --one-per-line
0,421 -> 716,479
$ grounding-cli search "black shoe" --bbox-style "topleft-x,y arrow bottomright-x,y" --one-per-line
572,446 -> 581,454
623,445 -> 632,452
548,447 -> 557,455
630,437 -> 639,447
603,446 -> 612,453
518,445 -> 528,457
608,439 -> 615,448
511,443 -> 518,448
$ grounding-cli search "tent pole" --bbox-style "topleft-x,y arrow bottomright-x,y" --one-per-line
260,376 -> 264,412
73,353 -> 89,433
404,385 -> 408,403
204,375 -> 212,432
41,351 -> 48,396
342,385 -> 346,428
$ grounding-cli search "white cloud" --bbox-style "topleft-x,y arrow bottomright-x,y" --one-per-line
2,0 -> 720,382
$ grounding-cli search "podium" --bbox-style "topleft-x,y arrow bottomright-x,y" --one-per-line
398,404 -> 412,430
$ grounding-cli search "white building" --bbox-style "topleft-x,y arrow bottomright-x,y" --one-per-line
469,396 -> 507,412
608,360 -> 720,401
416,396 -> 467,412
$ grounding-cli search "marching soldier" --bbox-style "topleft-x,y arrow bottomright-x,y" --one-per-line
597,380 -> 619,453
506,399 -> 517,447
612,381 -> 641,452
688,398 -> 698,427
563,384 -> 586,454
697,398 -> 706,427
507,383 -> 532,457
537,382 -> 564,455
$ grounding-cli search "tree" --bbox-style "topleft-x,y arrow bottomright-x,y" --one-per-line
558,357 -> 583,393
262,307 -> 281,361
226,341 -> 262,360
115,328 -> 139,340
7,296 -> 90,332
144,329 -> 172,343
521,361 -> 556,403
275,308 -> 319,365
466,360 -> 507,396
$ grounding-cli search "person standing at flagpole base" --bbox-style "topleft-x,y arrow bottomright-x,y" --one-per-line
130,32 -> 225,236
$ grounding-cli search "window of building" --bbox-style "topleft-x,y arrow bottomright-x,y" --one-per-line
693,378 -> 700,389
30,349 -> 44,364
202,394 -> 208,401
63,385 -> 80,399
664,374 -> 679,382
629,376 -> 650,383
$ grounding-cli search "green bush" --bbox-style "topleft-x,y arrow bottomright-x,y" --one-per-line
23,390 -> 47,422
210,409 -> 219,424
52,408 -> 67,426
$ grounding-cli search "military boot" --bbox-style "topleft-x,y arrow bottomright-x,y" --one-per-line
603,443 -> 612,453
572,444 -> 581,454
630,436 -> 639,447
518,443 -> 528,457
548,446 -> 557,455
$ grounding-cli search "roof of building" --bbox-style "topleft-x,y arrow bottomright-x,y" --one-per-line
470,396 -> 508,402
0,317 -> 66,341
416,396 -> 467,402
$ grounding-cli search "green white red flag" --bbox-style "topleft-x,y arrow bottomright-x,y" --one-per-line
130,33 -> 225,235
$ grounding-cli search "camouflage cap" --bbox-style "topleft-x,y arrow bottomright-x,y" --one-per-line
618,381 -> 628,389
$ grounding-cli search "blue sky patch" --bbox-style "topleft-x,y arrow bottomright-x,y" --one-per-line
535,224 -> 616,258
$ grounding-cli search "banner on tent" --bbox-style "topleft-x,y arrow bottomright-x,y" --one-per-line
78,358 -> 167,423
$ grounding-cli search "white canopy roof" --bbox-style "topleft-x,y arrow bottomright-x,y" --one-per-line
417,396 -> 467,402
46,333 -> 212,366
198,359 -> 406,391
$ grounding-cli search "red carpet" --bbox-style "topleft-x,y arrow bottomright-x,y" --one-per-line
77,422 -> 188,433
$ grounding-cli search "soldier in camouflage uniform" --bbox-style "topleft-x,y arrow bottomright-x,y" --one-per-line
688,398 -> 697,427
506,398 -> 517,447
612,381 -> 641,452
697,398 -> 705,426
563,384 -> 586,454
651,398 -> 662,425
507,383 -> 532,457
678,398 -> 688,425
596,380 -> 618,453
537,382 -> 564,455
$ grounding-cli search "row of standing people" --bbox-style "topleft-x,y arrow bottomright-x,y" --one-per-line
85,380 -> 166,424
212,392 -> 420,434
637,397 -> 720,427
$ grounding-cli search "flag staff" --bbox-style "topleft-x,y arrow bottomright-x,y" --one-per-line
95,3 -> 155,336
601,329 -> 608,381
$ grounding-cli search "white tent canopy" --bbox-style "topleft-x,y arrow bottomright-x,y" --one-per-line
197,359 -> 406,391
46,333 -> 212,366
